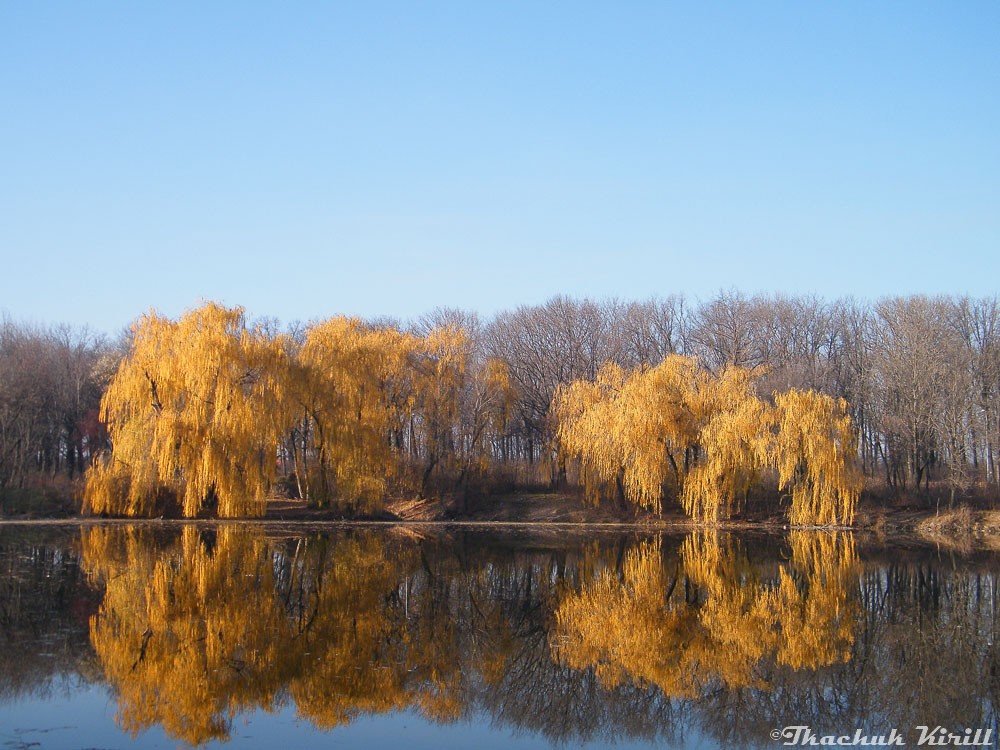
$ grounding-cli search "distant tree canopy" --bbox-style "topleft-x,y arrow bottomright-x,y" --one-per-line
0,316 -> 113,494
553,355 -> 861,525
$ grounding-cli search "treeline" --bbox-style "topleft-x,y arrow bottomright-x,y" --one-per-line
486,292 -> 1000,500
2,292 -> 999,516
0,317 -> 114,503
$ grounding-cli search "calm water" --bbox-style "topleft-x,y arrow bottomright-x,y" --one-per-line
0,524 -> 997,749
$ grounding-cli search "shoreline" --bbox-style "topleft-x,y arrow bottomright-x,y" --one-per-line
2,503 -> 999,553
3,490 -> 1000,550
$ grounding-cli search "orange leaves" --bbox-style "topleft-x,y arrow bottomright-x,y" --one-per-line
554,356 -> 713,513
292,317 -> 416,510
553,355 -> 862,525
85,303 -> 290,518
85,303 -> 503,517
772,390 -> 861,526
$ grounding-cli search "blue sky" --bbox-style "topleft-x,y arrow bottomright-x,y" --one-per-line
2,2 -> 998,334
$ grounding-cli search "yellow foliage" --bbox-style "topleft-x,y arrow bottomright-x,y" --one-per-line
680,367 -> 771,521
407,325 -> 470,495
83,527 -> 418,743
83,304 -> 495,516
292,317 -> 417,511
553,355 -> 862,525
554,356 -> 719,513
463,356 -> 515,474
772,531 -> 859,668
84,303 -> 290,518
552,540 -> 702,697
772,390 -> 862,526
285,535 -> 412,728
288,320 -> 493,508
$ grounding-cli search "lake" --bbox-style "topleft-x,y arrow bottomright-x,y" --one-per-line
0,523 -> 997,749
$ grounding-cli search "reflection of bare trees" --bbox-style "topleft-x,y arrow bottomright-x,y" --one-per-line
845,562 -> 1000,732
0,528 -> 98,698
1,527 -> 999,746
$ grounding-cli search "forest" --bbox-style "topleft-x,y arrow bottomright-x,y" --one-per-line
0,291 -> 998,523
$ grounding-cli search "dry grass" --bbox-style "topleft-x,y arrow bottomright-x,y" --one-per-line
916,504 -> 975,534
909,505 -> 1000,551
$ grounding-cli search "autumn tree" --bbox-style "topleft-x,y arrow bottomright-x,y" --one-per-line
554,355 -> 861,525
288,317 -> 416,512
406,325 -> 471,497
554,356 -> 719,513
554,355 -> 769,519
84,303 -> 290,518
772,389 -> 862,526
681,373 -> 771,522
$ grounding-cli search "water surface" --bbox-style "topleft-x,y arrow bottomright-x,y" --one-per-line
0,524 -> 997,749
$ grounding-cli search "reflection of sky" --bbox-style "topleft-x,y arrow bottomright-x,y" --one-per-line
0,677 -> 719,750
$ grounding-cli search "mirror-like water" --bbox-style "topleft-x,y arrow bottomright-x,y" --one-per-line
0,524 -> 997,749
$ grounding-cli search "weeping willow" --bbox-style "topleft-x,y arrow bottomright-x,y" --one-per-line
772,390 -> 861,526
406,325 -> 472,497
84,303 -> 291,518
553,356 -> 721,513
83,302 -> 509,517
680,368 -> 771,521
291,317 -> 417,511
553,355 -> 862,525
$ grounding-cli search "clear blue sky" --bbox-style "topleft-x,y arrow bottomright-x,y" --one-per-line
2,2 -> 998,333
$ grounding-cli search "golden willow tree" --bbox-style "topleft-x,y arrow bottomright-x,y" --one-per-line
553,355 -> 862,525
679,367 -> 772,521
84,301 -> 513,518
85,303 -> 290,518
552,356 -> 722,513
288,317 -> 416,512
772,389 -> 861,526
406,325 -> 471,497
287,319 -> 512,512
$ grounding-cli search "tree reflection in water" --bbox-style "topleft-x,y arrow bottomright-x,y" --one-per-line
64,527 -> 1000,746
552,532 -> 857,697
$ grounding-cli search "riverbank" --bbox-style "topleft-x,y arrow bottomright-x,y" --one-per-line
3,487 -> 999,551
